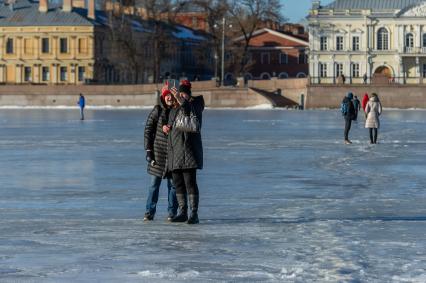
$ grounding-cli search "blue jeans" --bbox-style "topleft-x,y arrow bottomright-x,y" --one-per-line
145,175 -> 178,217
79,107 -> 84,120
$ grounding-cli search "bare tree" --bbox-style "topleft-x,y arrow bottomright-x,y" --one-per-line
227,0 -> 284,76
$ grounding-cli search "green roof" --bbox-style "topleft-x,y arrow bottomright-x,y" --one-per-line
325,0 -> 426,10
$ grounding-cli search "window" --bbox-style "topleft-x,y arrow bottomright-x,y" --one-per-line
42,38 -> 49,53
319,63 -> 327,78
42,66 -> 50,81
351,63 -> 360,78
6,38 -> 14,54
352,36 -> 360,51
298,52 -> 307,64
78,38 -> 88,54
423,34 -> 426,48
24,67 -> 32,82
78,67 -> 85,82
377,28 -> 389,50
320,36 -> 328,51
261,53 -> 270,64
336,36 -> 344,51
279,53 -> 288,64
335,63 -> 343,77
60,38 -> 68,53
60,67 -> 67,81
423,64 -> 426,78
405,33 -> 414,48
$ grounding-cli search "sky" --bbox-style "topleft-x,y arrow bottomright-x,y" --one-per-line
283,0 -> 334,23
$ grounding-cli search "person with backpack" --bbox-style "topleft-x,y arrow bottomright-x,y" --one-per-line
365,93 -> 383,144
353,96 -> 361,121
341,92 -> 356,144
143,88 -> 179,221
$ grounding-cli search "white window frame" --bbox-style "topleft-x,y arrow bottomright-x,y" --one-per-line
377,27 -> 389,51
336,36 -> 344,51
351,63 -> 360,78
405,33 -> 414,48
319,63 -> 328,78
320,36 -> 328,51
335,63 -> 343,77
352,36 -> 360,51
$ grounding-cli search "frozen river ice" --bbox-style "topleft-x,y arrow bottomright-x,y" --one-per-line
0,108 -> 425,282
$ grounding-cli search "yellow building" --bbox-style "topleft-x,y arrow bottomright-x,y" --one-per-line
0,0 -> 96,84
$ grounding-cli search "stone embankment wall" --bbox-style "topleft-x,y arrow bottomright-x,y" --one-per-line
249,78 -> 307,104
0,81 -> 270,107
307,84 -> 426,109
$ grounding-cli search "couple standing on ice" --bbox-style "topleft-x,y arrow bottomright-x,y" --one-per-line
143,80 -> 204,225
342,92 -> 382,144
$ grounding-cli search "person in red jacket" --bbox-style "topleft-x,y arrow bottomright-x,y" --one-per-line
362,93 -> 369,112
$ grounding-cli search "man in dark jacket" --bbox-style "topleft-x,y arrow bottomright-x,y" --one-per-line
342,92 -> 356,144
353,96 -> 361,121
167,80 -> 204,224
143,89 -> 178,221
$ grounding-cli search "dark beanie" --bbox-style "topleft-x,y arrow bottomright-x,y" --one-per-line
179,84 -> 191,95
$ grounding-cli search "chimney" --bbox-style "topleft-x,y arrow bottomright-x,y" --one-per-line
39,0 -> 48,12
63,0 -> 72,12
88,0 -> 95,20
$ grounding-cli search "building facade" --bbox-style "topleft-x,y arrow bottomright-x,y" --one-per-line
233,28 -> 309,81
308,0 -> 426,84
0,0 -> 98,84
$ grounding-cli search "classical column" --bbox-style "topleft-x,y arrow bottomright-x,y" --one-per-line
346,25 -> 352,51
0,65 -> 5,83
34,36 -> 40,60
15,64 -> 22,83
416,57 -> 421,83
416,25 -> 421,51
0,36 -> 4,58
70,63 -> 76,84
71,36 -> 77,59
331,55 -> 336,84
347,55 -> 352,83
52,64 -> 58,84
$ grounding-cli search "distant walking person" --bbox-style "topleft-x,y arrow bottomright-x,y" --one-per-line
363,73 -> 368,84
362,93 -> 369,112
143,88 -> 179,221
77,93 -> 85,120
167,80 -> 204,224
353,96 -> 361,121
341,92 -> 356,144
365,93 -> 382,144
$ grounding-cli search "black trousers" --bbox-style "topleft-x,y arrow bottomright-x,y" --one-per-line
369,128 -> 378,143
344,118 -> 352,140
172,169 -> 199,196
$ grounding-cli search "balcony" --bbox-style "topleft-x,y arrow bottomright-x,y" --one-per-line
403,47 -> 426,54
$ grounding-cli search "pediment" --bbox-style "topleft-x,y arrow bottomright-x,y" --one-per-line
351,28 -> 364,34
399,2 -> 426,17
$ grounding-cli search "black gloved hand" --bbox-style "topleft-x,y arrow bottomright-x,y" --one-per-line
146,150 -> 154,164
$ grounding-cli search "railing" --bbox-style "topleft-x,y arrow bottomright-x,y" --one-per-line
309,76 -> 426,85
403,47 -> 426,54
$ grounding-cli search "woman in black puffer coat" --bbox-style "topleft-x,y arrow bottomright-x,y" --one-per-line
143,89 -> 178,221
166,81 -> 204,224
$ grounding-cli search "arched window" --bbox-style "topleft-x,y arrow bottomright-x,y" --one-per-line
260,72 -> 271,80
297,72 -> 307,78
278,72 -> 289,79
377,28 -> 389,50
406,33 -> 414,48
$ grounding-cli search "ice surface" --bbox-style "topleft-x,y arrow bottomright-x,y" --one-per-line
0,109 -> 425,282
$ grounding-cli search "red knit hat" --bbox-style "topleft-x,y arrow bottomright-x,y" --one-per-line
161,89 -> 172,100
180,79 -> 191,89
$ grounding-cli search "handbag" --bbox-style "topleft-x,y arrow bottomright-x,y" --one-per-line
173,104 -> 200,133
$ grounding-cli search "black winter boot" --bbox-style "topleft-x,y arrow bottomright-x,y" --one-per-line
171,193 -> 188,222
187,194 -> 199,224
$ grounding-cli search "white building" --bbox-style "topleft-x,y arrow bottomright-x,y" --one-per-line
308,0 -> 426,84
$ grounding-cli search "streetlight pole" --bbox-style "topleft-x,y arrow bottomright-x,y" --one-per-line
221,17 -> 225,87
